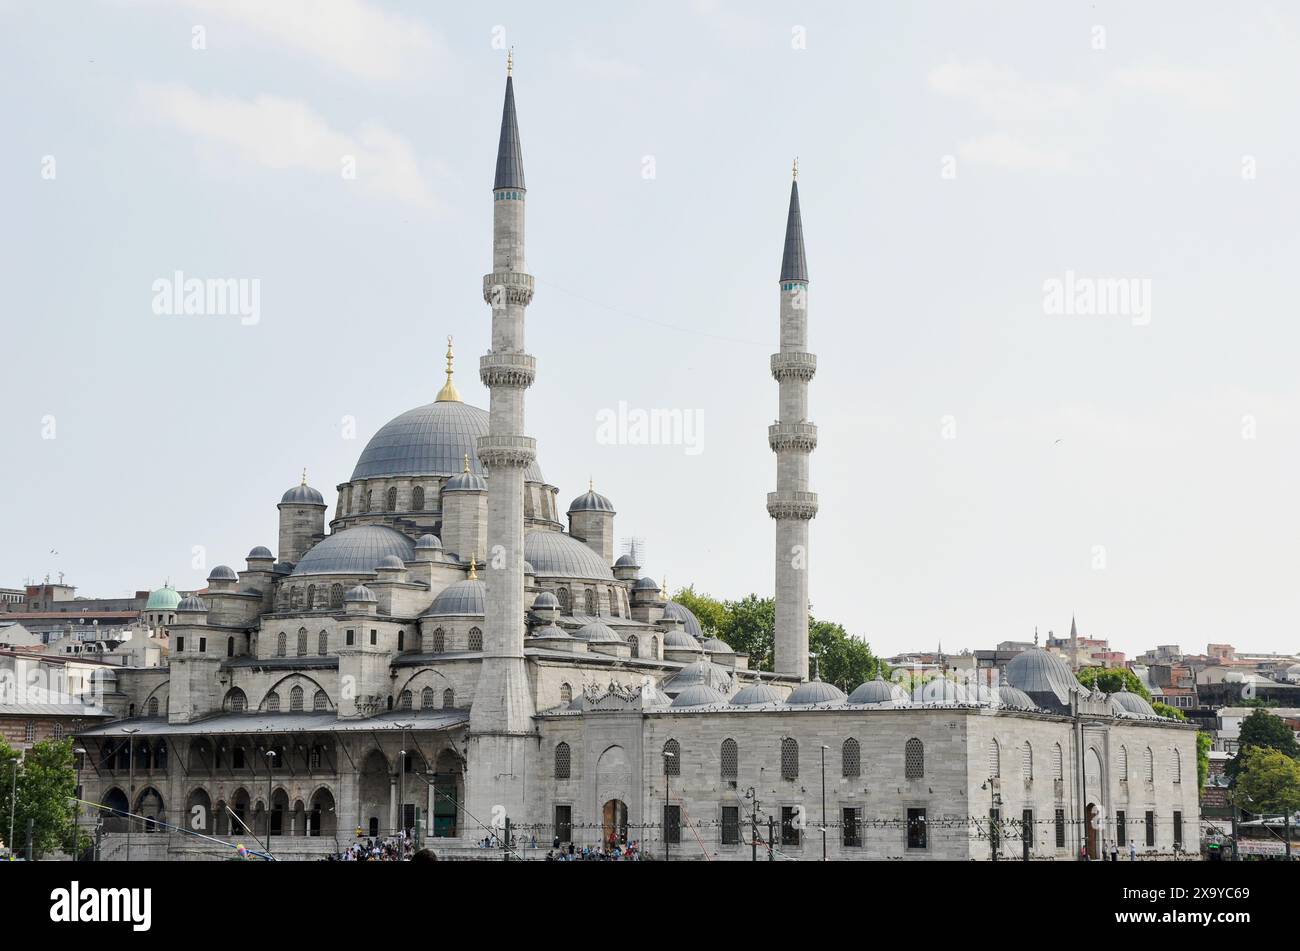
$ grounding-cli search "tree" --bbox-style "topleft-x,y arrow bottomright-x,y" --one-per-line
669,585 -> 727,637
809,619 -> 886,693
1151,701 -> 1185,721
1196,731 -> 1212,792
1232,747 -> 1300,819
1075,666 -> 1150,700
0,737 -> 80,859
1226,708 -> 1299,782
718,594 -> 775,669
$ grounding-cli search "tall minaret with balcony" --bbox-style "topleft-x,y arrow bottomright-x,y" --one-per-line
768,161 -> 818,681
468,53 -> 539,828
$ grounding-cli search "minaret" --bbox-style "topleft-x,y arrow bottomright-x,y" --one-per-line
467,53 -> 539,831
767,160 -> 818,681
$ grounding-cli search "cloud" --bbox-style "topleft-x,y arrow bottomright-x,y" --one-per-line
169,0 -> 446,82
1111,64 -> 1236,112
928,61 -> 1084,123
137,82 -> 435,207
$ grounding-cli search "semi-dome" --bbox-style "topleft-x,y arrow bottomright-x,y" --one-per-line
376,555 -> 406,570
1109,690 -> 1156,717
290,525 -> 416,577
422,579 -> 486,617
343,584 -> 377,603
787,678 -> 847,705
1005,648 -> 1081,705
350,401 -> 545,482
568,487 -> 615,514
247,546 -> 274,560
523,531 -> 614,580
144,586 -> 182,612
847,672 -> 908,705
572,621 -> 622,643
207,565 -> 238,582
662,601 -> 704,639
281,483 -> 325,505
730,682 -> 785,706
177,595 -> 208,613
701,636 -> 733,654
671,683 -> 730,708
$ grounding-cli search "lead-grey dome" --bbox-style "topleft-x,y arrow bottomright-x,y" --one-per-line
568,488 -> 614,514
343,584 -> 377,603
177,595 -> 208,612
730,682 -> 785,706
1005,648 -> 1081,705
523,531 -> 614,580
415,534 -> 442,550
671,683 -> 729,708
351,401 -> 545,482
376,555 -> 406,570
633,577 -> 660,591
1109,690 -> 1156,717
847,673 -> 908,705
207,565 -> 238,582
532,591 -> 559,609
290,525 -> 416,577
993,684 -> 1037,710
444,469 -> 488,492
422,579 -> 486,617
281,483 -> 325,505
614,553 -> 639,568
247,546 -> 274,560
787,678 -> 847,705
572,621 -> 621,643
701,636 -> 733,654
664,628 -> 700,649
912,674 -> 969,704
662,601 -> 704,639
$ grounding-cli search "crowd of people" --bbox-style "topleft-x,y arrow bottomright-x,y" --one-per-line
325,832 -> 416,862
546,838 -> 647,861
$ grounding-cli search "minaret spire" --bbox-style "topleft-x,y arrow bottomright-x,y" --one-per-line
768,166 -> 818,681
494,57 -> 525,192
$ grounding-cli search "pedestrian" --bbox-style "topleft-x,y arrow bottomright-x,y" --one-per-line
1129,840 -> 1137,861
1110,841 -> 1118,863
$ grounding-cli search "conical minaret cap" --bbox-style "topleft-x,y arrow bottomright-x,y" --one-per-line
779,176 -> 808,282
494,70 -> 525,190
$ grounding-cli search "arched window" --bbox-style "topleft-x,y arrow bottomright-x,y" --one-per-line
318,631 -> 328,656
556,588 -> 571,614
329,584 -> 343,609
1118,746 -> 1128,781
364,489 -> 372,512
663,739 -> 681,776
154,741 -> 167,769
265,691 -> 280,713
1144,747 -> 1154,783
780,737 -> 799,780
649,635 -> 659,657
296,628 -> 307,656
226,688 -> 247,713
443,688 -> 455,708
609,587 -> 619,617
227,636 -> 235,658
627,634 -> 638,657
387,486 -> 397,511
555,742 -> 571,779
399,690 -> 413,711
721,738 -> 739,780
1172,748 -> 1181,784
312,689 -> 329,712
306,585 -> 316,610
988,739 -> 1001,778
432,628 -> 446,652
904,738 -> 924,779
468,627 -> 483,651
842,738 -> 861,778
421,686 -> 435,709
397,630 -> 405,651
412,486 -> 425,511
559,683 -> 572,704
289,686 -> 304,712
147,696 -> 159,716
289,587 -> 301,610
1053,742 -> 1064,780
276,632 -> 287,657
583,590 -> 595,615
1021,741 -> 1033,781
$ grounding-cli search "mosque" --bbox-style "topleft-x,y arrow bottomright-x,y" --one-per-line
76,65 -> 1199,861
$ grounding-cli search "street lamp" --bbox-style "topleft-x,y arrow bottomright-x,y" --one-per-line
395,722 -> 413,840
662,748 -> 676,862
263,749 -> 277,856
7,754 -> 19,863
820,745 -> 829,861
72,747 -> 86,859
980,778 -> 1001,862
122,727 -> 140,862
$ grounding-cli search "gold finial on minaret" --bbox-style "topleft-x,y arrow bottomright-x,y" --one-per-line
436,335 -> 462,402
792,156 -> 798,180
468,556 -> 478,580
301,468 -> 307,486
507,47 -> 513,76
464,453 -> 471,474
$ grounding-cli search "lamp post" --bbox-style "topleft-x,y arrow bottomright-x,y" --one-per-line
980,778 -> 1000,862
263,749 -> 277,856
122,727 -> 139,862
820,745 -> 829,861
745,787 -> 758,862
662,748 -> 676,862
7,754 -> 19,862
72,747 -> 86,859
395,722 -> 413,840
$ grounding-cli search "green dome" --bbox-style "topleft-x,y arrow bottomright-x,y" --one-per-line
145,586 -> 182,611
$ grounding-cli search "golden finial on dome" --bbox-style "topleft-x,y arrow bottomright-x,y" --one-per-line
436,335 -> 462,402
464,453 -> 471,474
588,476 -> 594,493
301,468 -> 307,486
468,556 -> 478,580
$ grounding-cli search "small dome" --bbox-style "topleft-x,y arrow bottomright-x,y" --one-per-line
671,683 -> 729,708
444,470 -> 488,492
532,591 -> 559,609
787,678 -> 847,705
207,565 -> 237,582
144,586 -> 182,612
701,636 -> 733,654
376,555 -> 406,570
568,488 -> 615,514
913,674 -> 968,704
281,483 -> 325,505
415,534 -> 443,550
664,628 -> 700,650
730,682 -> 785,706
662,601 -> 704,639
531,622 -> 571,640
1005,648 -> 1081,705
572,621 -> 622,644
247,546 -> 274,560
614,553 -> 639,568
1109,690 -> 1156,717
666,659 -> 732,693
343,584 -> 377,603
847,673 -> 908,705
422,579 -> 486,617
291,525 -> 416,577
993,684 -> 1037,710
633,577 -> 660,591
524,531 -> 615,580
177,595 -> 208,613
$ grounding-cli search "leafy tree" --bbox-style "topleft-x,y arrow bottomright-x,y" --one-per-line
1075,666 -> 1150,700
718,594 -> 775,669
1196,731 -> 1212,792
810,619 -> 886,692
1226,708 -> 1300,782
0,737 -> 80,859
1232,747 -> 1300,818
1151,701 -> 1185,721
668,585 -> 728,637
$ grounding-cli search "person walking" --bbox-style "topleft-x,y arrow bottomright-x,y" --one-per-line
1129,840 -> 1138,861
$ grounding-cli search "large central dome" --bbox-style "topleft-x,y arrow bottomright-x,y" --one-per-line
351,401 -> 546,483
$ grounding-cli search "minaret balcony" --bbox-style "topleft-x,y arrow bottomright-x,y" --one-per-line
766,490 -> 819,521
768,422 -> 818,453
770,351 -> 817,382
480,352 -> 536,389
482,271 -> 535,306
477,434 -> 537,469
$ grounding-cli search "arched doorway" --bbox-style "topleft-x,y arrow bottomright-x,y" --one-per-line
432,750 -> 463,838
1085,803 -> 1100,860
602,799 -> 628,848
309,787 -> 336,838
187,788 -> 213,834
135,787 -> 165,832
359,750 -> 390,839
101,787 -> 129,833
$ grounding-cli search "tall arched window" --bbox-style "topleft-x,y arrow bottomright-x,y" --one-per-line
318,631 -> 328,655
780,737 -> 799,780
443,688 -> 455,708
556,588 -> 571,614
399,690 -> 413,711
842,738 -> 861,778
663,739 -> 681,776
312,689 -> 329,712
412,486 -> 425,511
1021,741 -> 1033,781
421,686 -> 434,709
905,738 -> 924,779
1172,748 -> 1181,784
1144,747 -> 1154,783
147,696 -> 159,716
468,627 -> 483,651
226,688 -> 247,712
433,628 -> 446,652
1053,742 -> 1064,780
276,632 -> 287,657
329,584 -> 343,609
289,686 -> 304,712
721,738 -> 739,780
1118,745 -> 1128,781
649,635 -> 659,658
555,742 -> 571,779
289,587 -> 301,610
988,739 -> 1001,778
265,691 -> 281,713
583,590 -> 596,615
386,486 -> 397,511
306,585 -> 316,610
627,635 -> 638,657
559,683 -> 572,704
296,628 -> 307,656
397,630 -> 405,651
227,636 -> 235,658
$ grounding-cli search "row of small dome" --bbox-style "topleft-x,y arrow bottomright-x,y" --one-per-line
278,474 -> 619,518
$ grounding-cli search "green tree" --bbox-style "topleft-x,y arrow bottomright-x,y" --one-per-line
717,594 -> 775,668
668,585 -> 728,637
1232,747 -> 1300,818
1151,701 -> 1185,721
0,738 -> 80,859
1196,731 -> 1212,792
1227,708 -> 1300,782
1075,666 -> 1150,700
809,619 -> 886,692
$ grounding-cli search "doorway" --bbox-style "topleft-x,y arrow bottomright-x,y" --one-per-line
602,799 -> 628,848
1085,803 -> 1099,860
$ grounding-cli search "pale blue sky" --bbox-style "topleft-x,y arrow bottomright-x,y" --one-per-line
2,1 -> 1298,659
